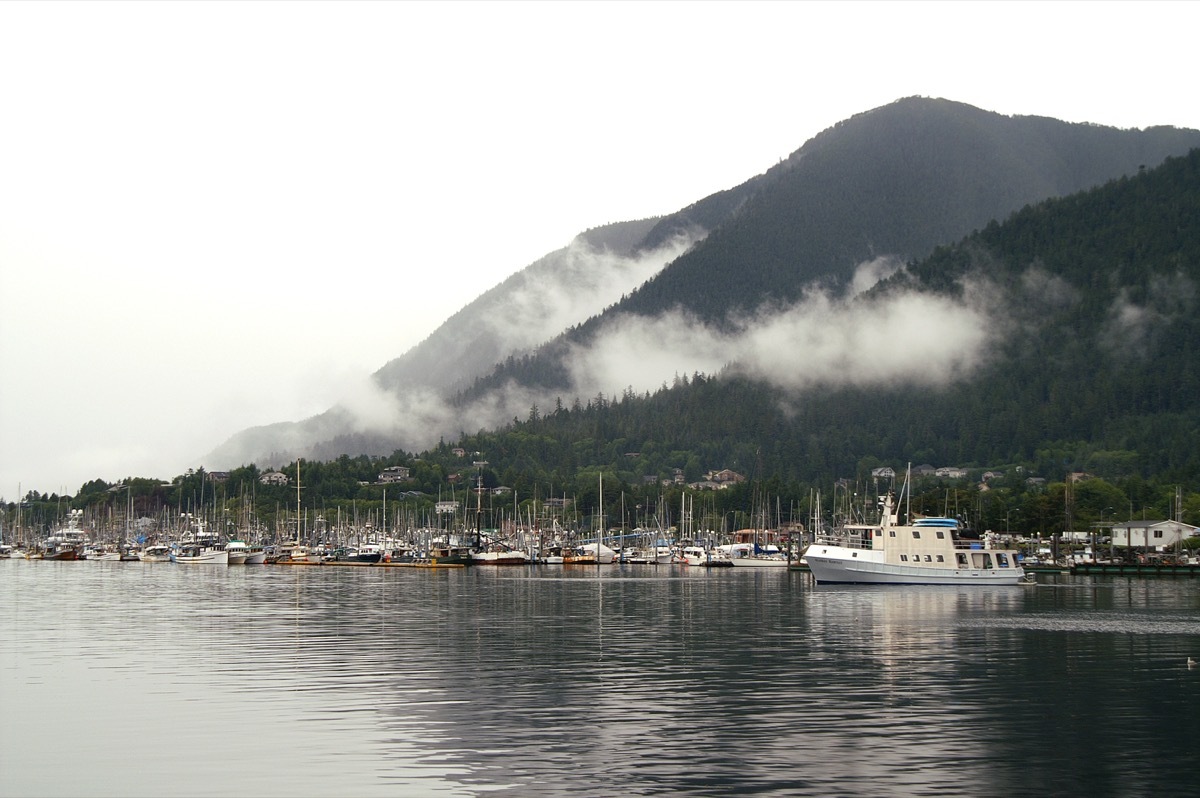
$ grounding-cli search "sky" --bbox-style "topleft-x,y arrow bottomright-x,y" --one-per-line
2,0 -> 1199,498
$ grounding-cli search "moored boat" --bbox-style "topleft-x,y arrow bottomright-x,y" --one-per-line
40,539 -> 81,560
471,546 -> 531,565
803,488 -> 1026,586
727,543 -> 790,567
677,545 -> 731,567
171,542 -> 229,565
140,544 -> 172,562
225,540 -> 266,565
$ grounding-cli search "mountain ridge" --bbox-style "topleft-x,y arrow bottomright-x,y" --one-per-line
203,97 -> 1200,472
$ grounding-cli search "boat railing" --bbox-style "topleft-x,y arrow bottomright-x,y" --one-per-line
814,532 -> 872,550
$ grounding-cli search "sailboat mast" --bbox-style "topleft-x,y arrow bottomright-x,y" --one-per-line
296,458 -> 302,543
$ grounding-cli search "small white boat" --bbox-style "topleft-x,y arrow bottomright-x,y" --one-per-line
728,542 -> 790,567
471,547 -> 531,565
140,544 -> 172,562
678,545 -> 730,567
84,545 -> 121,561
274,543 -> 321,564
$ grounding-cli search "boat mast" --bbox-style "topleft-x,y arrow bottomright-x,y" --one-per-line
296,458 -> 302,543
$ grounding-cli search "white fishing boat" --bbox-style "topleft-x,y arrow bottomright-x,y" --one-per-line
225,540 -> 252,565
803,485 -> 1026,586
171,541 -> 229,565
169,513 -> 228,564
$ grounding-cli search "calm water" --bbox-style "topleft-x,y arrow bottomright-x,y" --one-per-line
2,561 -> 1199,797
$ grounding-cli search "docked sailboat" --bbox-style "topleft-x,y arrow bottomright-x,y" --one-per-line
727,542 -> 790,567
470,545 -> 531,565
803,487 -> 1026,586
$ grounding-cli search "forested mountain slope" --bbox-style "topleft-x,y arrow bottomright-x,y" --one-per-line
205,98 -> 1200,471
461,148 -> 1200,490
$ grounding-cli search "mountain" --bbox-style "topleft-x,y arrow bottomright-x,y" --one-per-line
445,147 -> 1200,490
203,97 -> 1200,471
464,97 -> 1200,398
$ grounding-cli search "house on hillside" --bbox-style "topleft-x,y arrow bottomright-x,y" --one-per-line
705,469 -> 746,486
871,467 -> 896,480
378,466 -> 411,483
259,471 -> 289,486
935,467 -> 968,479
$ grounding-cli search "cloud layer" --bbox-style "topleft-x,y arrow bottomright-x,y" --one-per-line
222,258 -> 999,470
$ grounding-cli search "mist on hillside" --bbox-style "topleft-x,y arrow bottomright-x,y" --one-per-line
242,257 -> 1004,465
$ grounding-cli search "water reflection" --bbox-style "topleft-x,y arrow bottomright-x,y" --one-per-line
3,562 -> 1199,797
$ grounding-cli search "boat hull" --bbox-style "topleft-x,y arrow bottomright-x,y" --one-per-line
729,556 -> 791,567
471,551 -> 531,565
171,549 -> 229,565
805,546 -> 1025,585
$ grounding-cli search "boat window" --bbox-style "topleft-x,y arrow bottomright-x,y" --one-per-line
924,555 -> 932,562
936,531 -> 945,539
889,530 -> 896,538
956,553 -> 968,567
936,555 -> 945,563
900,554 -> 908,562
997,553 -> 1010,568
851,552 -> 858,558
912,530 -> 921,539
983,554 -> 993,569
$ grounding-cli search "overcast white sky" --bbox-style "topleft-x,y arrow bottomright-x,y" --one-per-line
2,0 -> 1198,498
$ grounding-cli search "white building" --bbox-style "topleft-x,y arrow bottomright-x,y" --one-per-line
1110,520 -> 1199,549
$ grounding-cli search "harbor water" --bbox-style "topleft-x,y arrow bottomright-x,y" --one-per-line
2,561 -> 1199,797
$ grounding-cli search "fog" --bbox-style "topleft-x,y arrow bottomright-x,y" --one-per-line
230,259 -> 1001,467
